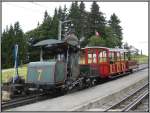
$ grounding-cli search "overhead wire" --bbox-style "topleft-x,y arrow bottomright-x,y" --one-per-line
30,2 -> 48,9
4,2 -> 45,14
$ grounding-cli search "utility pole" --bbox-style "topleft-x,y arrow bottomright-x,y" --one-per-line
58,20 -> 72,41
58,21 -> 62,41
58,20 -> 72,61
141,49 -> 143,55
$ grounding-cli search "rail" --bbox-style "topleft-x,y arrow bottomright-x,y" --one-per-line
122,90 -> 148,111
104,83 -> 148,111
2,93 -> 47,111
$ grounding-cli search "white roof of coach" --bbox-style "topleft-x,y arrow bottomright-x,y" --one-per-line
81,46 -> 128,52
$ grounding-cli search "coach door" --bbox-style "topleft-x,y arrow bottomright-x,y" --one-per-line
109,51 -> 116,74
115,52 -> 122,73
99,49 -> 109,77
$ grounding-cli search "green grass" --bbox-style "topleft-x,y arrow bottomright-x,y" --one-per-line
134,55 -> 148,64
1,66 -> 27,83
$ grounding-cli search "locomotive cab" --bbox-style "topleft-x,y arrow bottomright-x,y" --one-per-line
26,35 -> 80,92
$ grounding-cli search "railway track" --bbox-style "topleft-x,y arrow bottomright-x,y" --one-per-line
133,95 -> 149,111
1,65 -> 148,111
104,83 -> 148,112
2,93 -> 48,111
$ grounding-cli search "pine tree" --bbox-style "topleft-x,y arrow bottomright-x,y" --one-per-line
79,1 -> 86,37
104,26 -> 120,48
50,9 -> 59,38
89,1 -> 106,37
58,6 -> 63,20
14,22 -> 27,65
69,1 -> 80,37
2,29 -> 9,68
108,13 -> 123,47
2,22 -> 27,68
88,35 -> 106,46
44,10 -> 48,21
62,5 -> 68,21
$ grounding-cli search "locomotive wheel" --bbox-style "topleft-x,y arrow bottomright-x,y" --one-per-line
24,87 -> 30,95
89,79 -> 96,87
92,79 -> 97,86
54,85 -> 69,95
78,79 -> 84,90
59,88 -> 68,95
9,85 -> 16,98
129,69 -> 133,73
85,78 -> 91,88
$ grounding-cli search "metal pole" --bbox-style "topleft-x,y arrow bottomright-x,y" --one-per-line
58,21 -> 62,40
13,44 -> 19,83
58,20 -> 72,41
58,20 -> 72,60
40,47 -> 43,61
58,21 -> 62,60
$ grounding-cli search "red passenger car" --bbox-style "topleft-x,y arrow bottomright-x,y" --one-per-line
79,47 -> 139,79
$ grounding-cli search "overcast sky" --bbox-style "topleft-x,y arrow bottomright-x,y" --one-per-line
2,2 -> 148,55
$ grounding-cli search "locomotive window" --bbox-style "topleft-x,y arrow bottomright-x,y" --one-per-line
42,50 -> 57,61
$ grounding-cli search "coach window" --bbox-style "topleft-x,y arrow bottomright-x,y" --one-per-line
109,52 -> 115,63
79,50 -> 85,64
99,50 -> 107,63
109,52 -> 112,64
120,52 -> 124,61
93,53 -> 97,63
87,49 -> 97,64
117,52 -> 121,61
88,53 -> 92,64
124,52 -> 129,60
131,52 -> 136,61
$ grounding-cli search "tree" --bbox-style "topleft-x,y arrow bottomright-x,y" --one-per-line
62,5 -> 68,21
44,10 -> 49,21
79,1 -> 87,38
88,35 -> 106,46
25,10 -> 53,41
14,22 -> 27,65
104,26 -> 120,48
123,42 -> 130,49
2,22 -> 27,68
2,29 -> 9,68
2,25 -> 15,68
49,10 -> 59,38
69,1 -> 80,37
21,2 -> 125,63
39,14 -> 52,39
89,1 -> 106,37
108,13 -> 123,47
